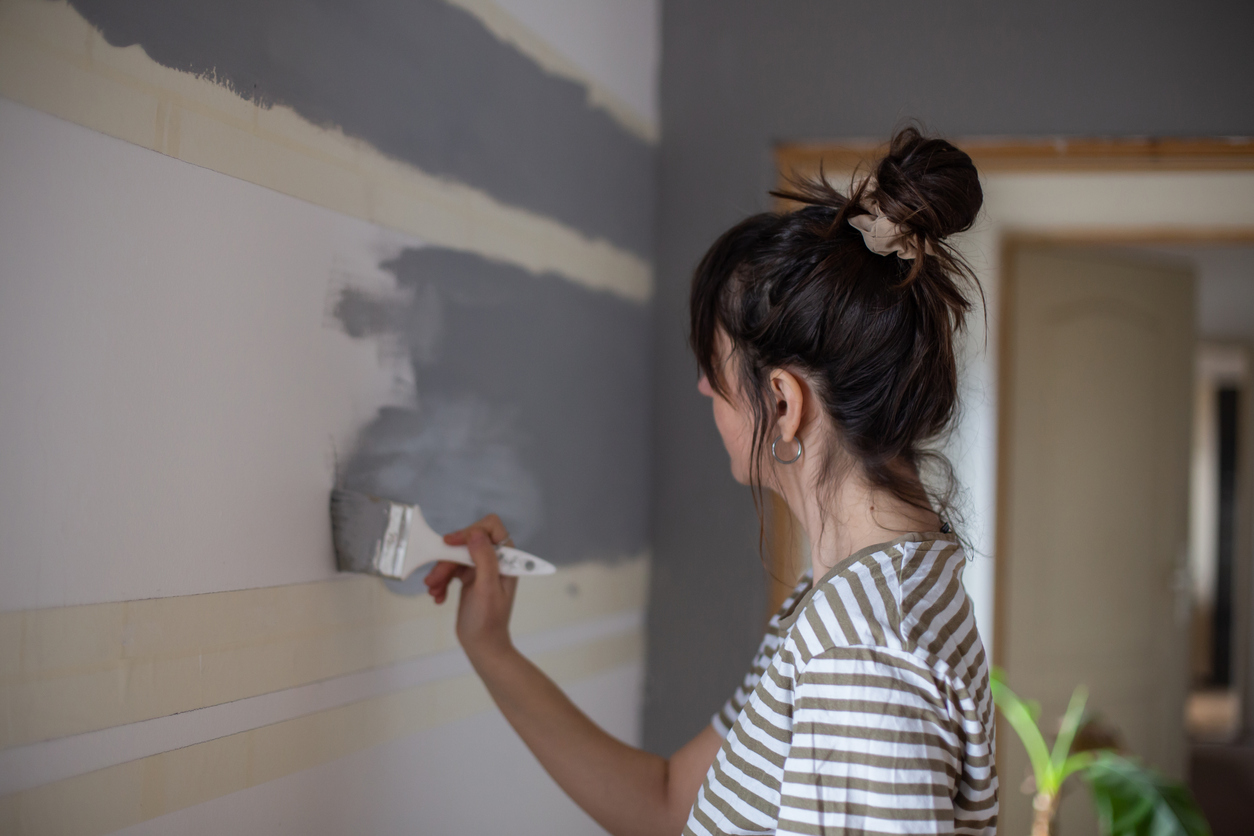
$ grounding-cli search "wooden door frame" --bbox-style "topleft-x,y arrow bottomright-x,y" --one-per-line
1189,339 -> 1254,733
777,137 -> 1254,179
773,137 -> 1254,731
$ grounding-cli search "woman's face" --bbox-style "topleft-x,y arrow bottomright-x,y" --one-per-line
697,333 -> 756,485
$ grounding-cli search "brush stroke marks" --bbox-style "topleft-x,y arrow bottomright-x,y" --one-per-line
67,0 -> 655,259
335,247 -> 650,574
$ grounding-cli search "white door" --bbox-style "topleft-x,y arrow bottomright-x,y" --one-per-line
998,245 -> 1194,836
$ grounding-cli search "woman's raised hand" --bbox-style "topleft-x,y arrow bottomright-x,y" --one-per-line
423,513 -> 518,660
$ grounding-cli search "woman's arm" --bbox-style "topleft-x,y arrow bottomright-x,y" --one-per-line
424,517 -> 721,836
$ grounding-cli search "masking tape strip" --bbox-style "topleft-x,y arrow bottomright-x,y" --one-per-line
0,555 -> 649,750
0,633 -> 643,836
0,0 -> 652,302
0,610 -> 643,795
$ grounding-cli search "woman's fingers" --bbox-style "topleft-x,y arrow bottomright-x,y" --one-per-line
431,514 -> 512,609
443,514 -> 510,547
424,561 -> 459,586
424,560 -> 467,603
465,529 -> 502,586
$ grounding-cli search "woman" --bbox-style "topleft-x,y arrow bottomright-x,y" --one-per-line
424,127 -> 997,835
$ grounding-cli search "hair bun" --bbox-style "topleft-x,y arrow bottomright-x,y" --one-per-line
869,127 -> 982,244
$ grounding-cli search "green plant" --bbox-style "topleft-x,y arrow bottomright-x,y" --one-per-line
990,669 -> 1211,836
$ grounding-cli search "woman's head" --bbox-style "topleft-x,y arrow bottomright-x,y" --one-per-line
690,126 -> 983,524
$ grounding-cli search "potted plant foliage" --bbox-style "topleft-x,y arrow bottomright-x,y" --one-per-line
991,669 -> 1212,836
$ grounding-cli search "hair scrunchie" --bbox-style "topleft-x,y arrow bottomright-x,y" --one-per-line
848,200 -> 928,260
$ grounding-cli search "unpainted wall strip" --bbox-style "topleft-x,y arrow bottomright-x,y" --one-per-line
2,611 -> 642,795
0,635 -> 642,836
0,557 -> 648,749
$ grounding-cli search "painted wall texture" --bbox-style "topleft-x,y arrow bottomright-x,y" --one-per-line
0,0 -> 658,832
647,0 -> 1254,755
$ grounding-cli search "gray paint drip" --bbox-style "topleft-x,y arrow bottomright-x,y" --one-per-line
335,247 -> 650,583
68,0 -> 655,259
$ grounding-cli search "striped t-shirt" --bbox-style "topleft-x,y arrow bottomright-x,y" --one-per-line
685,534 -> 997,835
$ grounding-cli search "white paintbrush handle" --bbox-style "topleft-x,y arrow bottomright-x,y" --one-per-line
435,546 -> 556,576
495,546 -> 557,576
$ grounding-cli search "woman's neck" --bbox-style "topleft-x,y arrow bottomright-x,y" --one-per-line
777,467 -> 940,580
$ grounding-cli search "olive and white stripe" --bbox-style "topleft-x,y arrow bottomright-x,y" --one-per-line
687,536 -> 997,836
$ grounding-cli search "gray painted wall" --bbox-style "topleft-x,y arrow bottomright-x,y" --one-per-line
646,0 -> 1254,754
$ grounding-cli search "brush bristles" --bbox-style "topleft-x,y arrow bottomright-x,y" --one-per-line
329,489 -> 394,575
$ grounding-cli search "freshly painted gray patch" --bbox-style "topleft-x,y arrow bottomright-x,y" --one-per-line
335,247 -> 650,577
338,397 -> 543,543
68,0 -> 655,258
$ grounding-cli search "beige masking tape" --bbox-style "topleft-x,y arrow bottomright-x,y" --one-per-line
0,0 -> 653,302
0,632 -> 642,836
0,556 -> 648,749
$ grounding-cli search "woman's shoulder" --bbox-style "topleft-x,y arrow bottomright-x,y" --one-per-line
781,534 -> 971,664
766,570 -> 813,630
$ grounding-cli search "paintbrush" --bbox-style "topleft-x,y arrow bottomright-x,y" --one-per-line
330,488 -> 556,580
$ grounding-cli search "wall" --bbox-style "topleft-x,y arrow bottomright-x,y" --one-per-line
0,0 -> 658,833
648,0 -> 1254,754
1194,249 -> 1254,343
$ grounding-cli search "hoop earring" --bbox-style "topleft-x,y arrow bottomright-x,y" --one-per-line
771,435 -> 803,465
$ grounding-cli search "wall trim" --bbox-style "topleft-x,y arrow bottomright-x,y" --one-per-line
778,136 -> 1254,178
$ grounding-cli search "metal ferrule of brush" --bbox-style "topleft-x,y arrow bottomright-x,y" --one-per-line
373,500 -> 413,578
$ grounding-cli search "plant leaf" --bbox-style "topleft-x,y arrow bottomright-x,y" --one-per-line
1051,685 -> 1088,775
990,669 -> 1056,794
1083,751 -> 1212,836
1060,750 -> 1096,784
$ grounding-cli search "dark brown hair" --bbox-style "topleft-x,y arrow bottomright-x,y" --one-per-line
689,126 -> 983,537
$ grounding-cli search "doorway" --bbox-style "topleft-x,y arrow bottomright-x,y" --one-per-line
997,243 -> 1254,836
1187,343 -> 1251,742
997,243 -> 1195,836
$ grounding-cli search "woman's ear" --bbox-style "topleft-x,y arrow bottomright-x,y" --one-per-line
769,369 -> 806,442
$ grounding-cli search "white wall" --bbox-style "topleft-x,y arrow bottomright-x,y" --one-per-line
0,97 -> 403,609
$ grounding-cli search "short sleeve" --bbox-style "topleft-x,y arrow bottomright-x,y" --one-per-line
711,573 -> 812,737
775,646 -> 965,836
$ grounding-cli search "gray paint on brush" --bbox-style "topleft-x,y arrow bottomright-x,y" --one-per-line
646,0 -> 1254,754
327,489 -> 395,575
335,247 -> 650,575
67,0 -> 655,258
